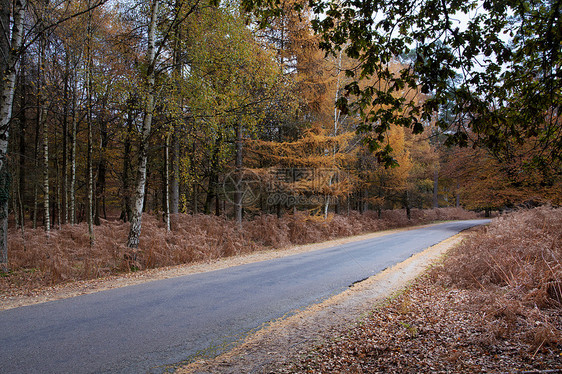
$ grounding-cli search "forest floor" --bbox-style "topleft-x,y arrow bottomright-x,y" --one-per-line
1,222 -> 442,310
180,207 -> 562,374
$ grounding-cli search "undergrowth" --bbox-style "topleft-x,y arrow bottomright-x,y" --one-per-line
3,207 -> 476,290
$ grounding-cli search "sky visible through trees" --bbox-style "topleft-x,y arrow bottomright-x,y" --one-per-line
0,0 -> 560,268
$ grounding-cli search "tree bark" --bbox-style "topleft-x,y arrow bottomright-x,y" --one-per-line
39,35 -> 50,234
433,168 -> 439,208
170,134 -> 179,214
33,97 -> 39,228
455,181 -> 460,208
86,6 -> 94,246
121,97 -> 134,222
127,0 -> 159,249
205,131 -> 222,215
62,53 -> 69,225
17,56 -> 27,228
94,102 -> 108,225
170,13 -> 181,216
0,0 -> 27,270
69,71 -> 77,225
234,124 -> 243,225
404,190 -> 411,220
164,133 -> 170,231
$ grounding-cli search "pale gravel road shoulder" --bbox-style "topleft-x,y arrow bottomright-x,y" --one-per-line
177,233 -> 467,374
1,223 -> 442,311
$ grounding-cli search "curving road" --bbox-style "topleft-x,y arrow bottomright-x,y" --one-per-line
0,219 -> 488,373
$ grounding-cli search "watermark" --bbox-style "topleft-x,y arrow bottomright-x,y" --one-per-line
222,167 -> 344,207
266,193 -> 338,207
267,168 -> 340,193
222,168 -> 262,206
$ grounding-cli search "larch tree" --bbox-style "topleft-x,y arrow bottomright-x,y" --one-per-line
244,0 -> 561,180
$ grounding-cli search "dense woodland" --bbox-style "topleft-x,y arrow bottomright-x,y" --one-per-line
0,0 -> 561,269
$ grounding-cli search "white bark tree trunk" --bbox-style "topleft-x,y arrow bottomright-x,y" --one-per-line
164,133 -> 170,232
234,124 -> 243,226
70,72 -> 77,225
127,0 -> 159,249
41,101 -> 50,233
86,7 -> 94,246
170,136 -> 179,214
0,0 -> 27,271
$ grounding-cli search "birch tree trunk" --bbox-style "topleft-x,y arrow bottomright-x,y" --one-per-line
86,6 -> 94,246
62,54 -> 70,224
234,124 -> 243,226
41,98 -> 50,233
0,0 -> 27,271
170,17 -> 181,215
127,0 -> 159,249
70,71 -> 77,225
171,136 -> 179,214
164,133 -> 170,232
33,109 -> 38,228
39,35 -> 50,234
17,55 -> 27,228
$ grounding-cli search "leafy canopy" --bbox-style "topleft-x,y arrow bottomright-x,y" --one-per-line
243,0 -> 562,172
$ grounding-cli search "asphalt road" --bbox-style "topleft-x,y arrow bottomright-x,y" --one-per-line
0,219 -> 489,373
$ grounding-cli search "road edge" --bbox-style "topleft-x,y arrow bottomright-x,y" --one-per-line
1,221 -> 459,311
176,232 -> 469,373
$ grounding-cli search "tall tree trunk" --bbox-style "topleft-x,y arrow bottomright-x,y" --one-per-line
69,71 -> 77,225
323,196 -> 330,219
164,133 -> 170,231
192,183 -> 198,214
41,107 -> 49,233
121,98 -> 134,222
0,0 -> 27,271
55,152 -> 60,228
39,36 -> 50,234
62,53 -> 70,224
33,100 -> 39,228
127,0 -> 159,249
404,190 -> 411,220
95,104 -> 108,225
455,181 -> 460,208
170,14 -> 181,216
204,173 -> 218,214
234,124 -> 243,225
86,7 -> 94,245
361,189 -> 368,213
205,132 -> 222,215
18,55 -> 27,228
170,134 -> 179,214
432,167 -> 439,208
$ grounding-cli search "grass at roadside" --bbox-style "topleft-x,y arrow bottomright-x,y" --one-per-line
2,207 -> 477,294
287,207 -> 562,373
